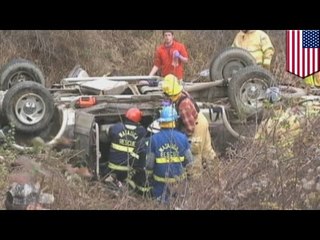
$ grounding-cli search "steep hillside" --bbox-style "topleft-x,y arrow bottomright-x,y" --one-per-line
1,30 -> 317,210
0,30 -> 300,85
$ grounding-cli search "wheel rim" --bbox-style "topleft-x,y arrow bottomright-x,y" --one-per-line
222,59 -> 248,80
239,78 -> 269,110
15,93 -> 46,125
8,71 -> 35,88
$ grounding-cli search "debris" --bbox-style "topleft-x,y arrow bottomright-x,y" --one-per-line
31,137 -> 45,147
66,164 -> 92,178
26,203 -> 49,210
5,182 -> 54,210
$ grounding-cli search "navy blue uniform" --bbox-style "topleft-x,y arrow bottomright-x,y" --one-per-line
107,121 -> 150,194
147,128 -> 192,203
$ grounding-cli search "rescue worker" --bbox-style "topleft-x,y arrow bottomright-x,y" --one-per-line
256,87 -> 320,159
232,30 -> 275,70
255,87 -> 301,159
304,72 -> 320,88
149,30 -> 189,82
146,105 -> 193,204
161,74 -> 219,179
106,108 -> 151,195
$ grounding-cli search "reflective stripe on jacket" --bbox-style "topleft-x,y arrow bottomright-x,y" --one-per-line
108,122 -> 147,167
147,129 -> 190,183
108,162 -> 132,171
153,172 -> 187,183
156,156 -> 185,164
111,143 -> 139,159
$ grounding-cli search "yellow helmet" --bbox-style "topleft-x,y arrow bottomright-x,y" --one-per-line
162,74 -> 183,96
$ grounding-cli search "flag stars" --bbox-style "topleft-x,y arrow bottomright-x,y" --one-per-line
303,30 -> 320,48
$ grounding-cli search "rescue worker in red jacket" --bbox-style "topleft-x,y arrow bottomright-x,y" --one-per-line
106,108 -> 150,194
149,30 -> 189,82
161,74 -> 219,179
146,105 -> 193,204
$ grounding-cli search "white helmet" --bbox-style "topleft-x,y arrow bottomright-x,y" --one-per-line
147,120 -> 161,134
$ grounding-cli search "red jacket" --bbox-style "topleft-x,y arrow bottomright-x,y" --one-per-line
154,41 -> 188,80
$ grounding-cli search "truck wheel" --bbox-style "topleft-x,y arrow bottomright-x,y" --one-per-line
228,66 -> 275,120
209,47 -> 256,82
2,81 -> 54,133
0,59 -> 45,90
5,191 -> 29,210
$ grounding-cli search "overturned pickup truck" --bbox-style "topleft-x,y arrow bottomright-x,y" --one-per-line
0,48 -> 308,177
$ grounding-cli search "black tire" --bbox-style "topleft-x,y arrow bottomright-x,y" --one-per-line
2,81 -> 54,133
228,65 -> 275,120
209,47 -> 256,82
5,192 -> 28,210
0,59 -> 45,90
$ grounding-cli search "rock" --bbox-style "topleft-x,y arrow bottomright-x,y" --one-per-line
31,137 -> 45,147
303,180 -> 315,191
39,193 -> 54,204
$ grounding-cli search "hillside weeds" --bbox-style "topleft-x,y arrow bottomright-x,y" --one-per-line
0,30 -> 316,210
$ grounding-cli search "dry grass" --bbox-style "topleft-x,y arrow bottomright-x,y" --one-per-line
0,30 -> 316,210
0,30 -> 300,85
219,117 -> 320,210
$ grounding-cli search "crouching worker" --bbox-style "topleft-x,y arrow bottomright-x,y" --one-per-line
106,108 -> 151,195
162,74 -> 219,179
255,87 -> 301,159
146,105 -> 193,204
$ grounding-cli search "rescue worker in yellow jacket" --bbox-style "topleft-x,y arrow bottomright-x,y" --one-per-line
304,72 -> 320,88
161,74 -> 219,179
232,30 -> 275,70
255,87 -> 320,160
255,87 -> 301,159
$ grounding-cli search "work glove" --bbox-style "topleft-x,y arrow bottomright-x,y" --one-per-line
173,50 -> 180,58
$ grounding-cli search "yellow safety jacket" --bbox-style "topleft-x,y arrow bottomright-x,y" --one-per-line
255,107 -> 301,158
232,30 -> 275,68
304,72 -> 320,87
255,101 -> 320,158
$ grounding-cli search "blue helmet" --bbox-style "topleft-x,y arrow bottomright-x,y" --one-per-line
158,105 -> 179,122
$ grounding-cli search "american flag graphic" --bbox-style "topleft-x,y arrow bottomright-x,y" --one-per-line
286,30 -> 320,78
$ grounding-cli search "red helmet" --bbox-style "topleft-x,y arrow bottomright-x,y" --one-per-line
125,108 -> 143,123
